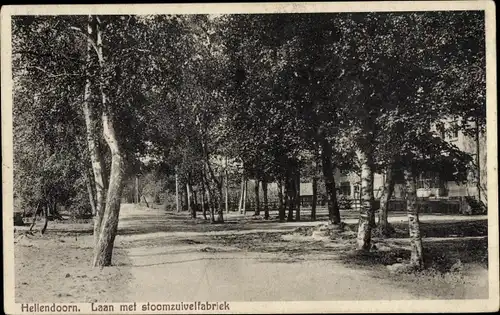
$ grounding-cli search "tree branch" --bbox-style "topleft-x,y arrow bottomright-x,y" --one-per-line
27,66 -> 82,78
69,26 -> 101,61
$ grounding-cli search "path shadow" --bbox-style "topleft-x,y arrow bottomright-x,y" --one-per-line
381,219 -> 488,239
338,236 -> 488,273
117,215 -> 310,236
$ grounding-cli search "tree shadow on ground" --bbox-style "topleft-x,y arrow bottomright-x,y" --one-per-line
338,236 -> 488,273
377,219 -> 488,239
195,218 -> 489,272
117,215 -> 312,236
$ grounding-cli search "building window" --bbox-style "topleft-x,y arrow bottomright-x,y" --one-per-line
448,122 -> 459,140
340,182 -> 351,196
436,123 -> 446,139
417,172 -> 440,189
353,185 -> 360,198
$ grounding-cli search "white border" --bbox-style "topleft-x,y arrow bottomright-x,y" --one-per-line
2,2 -> 498,314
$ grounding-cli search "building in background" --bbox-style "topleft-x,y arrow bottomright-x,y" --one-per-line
334,118 -> 486,205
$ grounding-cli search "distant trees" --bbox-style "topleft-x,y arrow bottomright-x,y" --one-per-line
12,11 -> 485,268
12,16 -> 91,225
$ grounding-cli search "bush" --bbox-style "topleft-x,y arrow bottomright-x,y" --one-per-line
14,212 -> 25,226
338,195 -> 352,210
463,196 -> 487,215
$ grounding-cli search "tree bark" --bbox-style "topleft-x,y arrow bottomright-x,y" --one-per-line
295,169 -> 301,221
86,170 -> 97,216
311,176 -> 318,221
320,137 -> 341,224
405,168 -> 424,268
92,17 -> 126,267
92,110 -> 125,267
41,204 -> 49,235
378,164 -> 396,236
135,175 -> 140,204
217,187 -> 224,223
141,195 -> 149,208
201,180 -> 207,220
193,189 -> 199,212
311,149 -> 319,221
278,179 -> 285,221
238,175 -> 244,214
83,15 -> 107,247
30,201 -> 42,232
202,167 -> 215,223
262,180 -> 269,219
254,180 -> 260,216
183,183 -> 189,211
187,182 -> 196,219
207,185 -> 215,223
368,168 -> 376,228
242,179 -> 247,215
356,149 -> 375,250
200,141 -> 223,222
475,117 -> 482,202
286,172 -> 295,222
175,172 -> 180,212
225,159 -> 229,214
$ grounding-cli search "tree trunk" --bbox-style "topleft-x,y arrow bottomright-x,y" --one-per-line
175,172 -> 180,213
286,173 -> 295,222
86,171 -> 97,216
378,164 -> 396,236
193,189 -> 199,212
82,16 -> 107,246
30,202 -> 42,231
405,168 -> 424,268
216,187 -> 224,223
208,188 -> 215,223
320,137 -> 341,224
92,18 -> 125,267
311,176 -> 318,221
369,169 -> 376,228
475,117 -> 483,203
278,179 -> 285,221
262,180 -> 269,220
356,149 -> 375,250
225,161 -> 229,214
142,195 -> 149,208
242,179 -> 247,215
41,204 -> 49,235
135,175 -> 140,204
201,181 -> 207,220
238,175 -> 244,214
183,183 -> 189,212
311,150 -> 320,221
254,180 -> 260,216
187,182 -> 196,219
295,169 -> 301,221
92,111 -> 125,267
202,168 -> 215,223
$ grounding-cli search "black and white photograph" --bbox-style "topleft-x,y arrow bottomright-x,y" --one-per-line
2,2 -> 498,314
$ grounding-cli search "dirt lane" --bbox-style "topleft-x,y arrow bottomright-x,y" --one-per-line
117,204 -> 459,301
14,203 -> 488,303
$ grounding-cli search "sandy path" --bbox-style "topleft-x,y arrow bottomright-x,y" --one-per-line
117,205 -> 426,301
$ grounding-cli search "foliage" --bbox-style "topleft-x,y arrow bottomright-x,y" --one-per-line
12,12 -> 485,219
